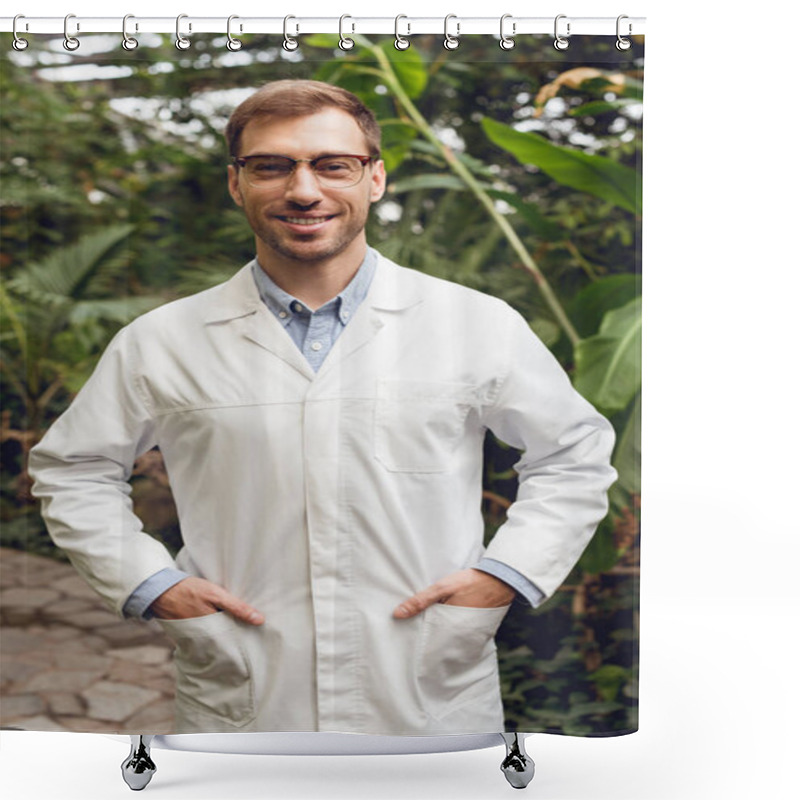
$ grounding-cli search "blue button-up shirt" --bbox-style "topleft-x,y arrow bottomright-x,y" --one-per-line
124,250 -> 544,617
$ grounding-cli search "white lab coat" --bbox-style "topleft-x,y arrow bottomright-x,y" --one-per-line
29,255 -> 616,735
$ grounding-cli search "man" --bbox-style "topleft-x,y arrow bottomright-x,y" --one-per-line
29,80 -> 616,736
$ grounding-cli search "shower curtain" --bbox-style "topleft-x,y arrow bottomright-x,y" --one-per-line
0,23 -> 643,740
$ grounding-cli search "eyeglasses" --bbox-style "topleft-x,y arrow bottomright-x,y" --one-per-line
232,154 -> 375,189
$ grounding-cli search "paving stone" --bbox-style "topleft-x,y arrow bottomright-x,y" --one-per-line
59,715 -> 126,733
50,574 -> 101,601
52,633 -> 111,653
68,610 -> 123,629
36,626 -> 84,645
0,609 -> 39,626
0,692 -> 45,719
0,657 -> 49,684
106,645 -> 172,666
95,624 -> 156,647
24,668 -> 107,693
0,587 -> 61,608
106,662 -> 175,696
41,598 -> 96,618
43,692 -> 85,716
123,698 -> 176,732
81,681 -> 161,723
15,565 -> 73,588
3,714 -> 69,732
0,628 -> 45,655
55,652 -> 114,673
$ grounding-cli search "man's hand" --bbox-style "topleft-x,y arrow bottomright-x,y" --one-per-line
149,576 -> 265,625
393,569 -> 516,619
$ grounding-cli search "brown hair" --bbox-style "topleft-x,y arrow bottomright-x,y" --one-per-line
225,79 -> 381,158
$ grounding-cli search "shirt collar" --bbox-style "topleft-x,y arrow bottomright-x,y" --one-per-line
251,248 -> 377,327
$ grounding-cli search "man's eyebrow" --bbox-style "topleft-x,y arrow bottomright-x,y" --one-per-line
239,152 -> 359,159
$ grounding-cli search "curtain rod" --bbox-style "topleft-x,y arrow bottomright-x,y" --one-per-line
1,16 -> 646,37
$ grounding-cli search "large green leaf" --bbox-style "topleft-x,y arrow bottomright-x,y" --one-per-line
613,392 -> 641,495
482,117 -> 641,215
380,40 -> 428,99
486,189 -> 566,242
388,174 -> 467,194
570,274 -> 641,337
574,296 -> 641,413
380,119 -> 420,173
69,296 -> 164,326
578,516 -> 619,574
7,224 -> 135,302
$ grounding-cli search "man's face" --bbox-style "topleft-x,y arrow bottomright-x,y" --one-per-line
227,108 -> 386,266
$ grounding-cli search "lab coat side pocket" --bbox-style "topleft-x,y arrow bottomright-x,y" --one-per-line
416,603 -> 510,726
158,611 -> 256,729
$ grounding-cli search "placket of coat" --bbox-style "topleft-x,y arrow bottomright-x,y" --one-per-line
303,304 -> 386,732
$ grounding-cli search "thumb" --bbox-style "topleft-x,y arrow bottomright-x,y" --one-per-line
393,585 -> 447,620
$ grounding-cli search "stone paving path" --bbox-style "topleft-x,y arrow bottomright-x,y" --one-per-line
0,547 -> 176,733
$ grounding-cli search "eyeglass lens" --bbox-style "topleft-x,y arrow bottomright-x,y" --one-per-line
242,156 -> 366,187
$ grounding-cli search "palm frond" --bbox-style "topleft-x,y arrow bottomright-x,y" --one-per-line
6,223 -> 135,301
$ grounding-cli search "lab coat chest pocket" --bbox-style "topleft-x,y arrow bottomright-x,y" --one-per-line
157,611 -> 255,727
417,603 -> 510,723
374,380 -> 477,473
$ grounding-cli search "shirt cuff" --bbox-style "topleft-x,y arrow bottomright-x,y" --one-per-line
123,568 -> 190,620
475,558 -> 546,608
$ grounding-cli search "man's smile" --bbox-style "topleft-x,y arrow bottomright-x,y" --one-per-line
278,214 -> 335,225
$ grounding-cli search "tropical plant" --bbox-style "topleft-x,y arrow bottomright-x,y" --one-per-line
0,224 -> 164,486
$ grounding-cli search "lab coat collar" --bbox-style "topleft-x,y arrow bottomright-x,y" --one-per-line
201,254 -> 423,381
202,253 -> 423,325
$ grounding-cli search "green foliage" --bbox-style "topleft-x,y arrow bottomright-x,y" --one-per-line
1,32 -> 642,736
482,117 -> 642,215
574,297 -> 642,414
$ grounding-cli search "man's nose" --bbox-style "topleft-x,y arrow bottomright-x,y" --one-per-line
283,163 -> 324,205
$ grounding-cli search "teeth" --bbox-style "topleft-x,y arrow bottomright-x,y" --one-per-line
284,217 -> 328,225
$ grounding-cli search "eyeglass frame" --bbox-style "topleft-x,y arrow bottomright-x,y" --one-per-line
231,153 -> 377,188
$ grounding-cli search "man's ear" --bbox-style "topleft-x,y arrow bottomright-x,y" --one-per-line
370,159 -> 387,203
228,164 -> 244,207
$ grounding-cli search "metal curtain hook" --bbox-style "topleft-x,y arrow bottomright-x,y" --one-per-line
122,15 -> 138,51
63,13 -> 80,51
499,14 -> 515,50
443,14 -> 459,50
283,15 -> 299,51
175,14 -> 191,50
12,14 -> 29,51
616,15 -> 632,51
227,15 -> 243,51
339,15 -> 355,51
394,15 -> 410,50
554,14 -> 570,51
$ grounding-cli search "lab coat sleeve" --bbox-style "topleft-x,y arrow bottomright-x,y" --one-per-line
480,307 -> 618,599
28,324 -> 179,616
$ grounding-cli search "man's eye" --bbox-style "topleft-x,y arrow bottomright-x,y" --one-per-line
253,162 -> 289,173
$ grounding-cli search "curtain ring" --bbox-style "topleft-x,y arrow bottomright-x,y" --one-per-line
227,15 -> 243,51
443,14 -> 459,50
122,14 -> 138,51
339,15 -> 355,51
63,13 -> 80,51
283,15 -> 299,51
394,15 -> 410,51
499,14 -> 515,50
616,15 -> 632,51
12,15 -> 29,51
175,14 -> 191,50
553,14 -> 570,51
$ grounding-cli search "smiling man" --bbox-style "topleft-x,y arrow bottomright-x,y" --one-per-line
29,80 -> 617,736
